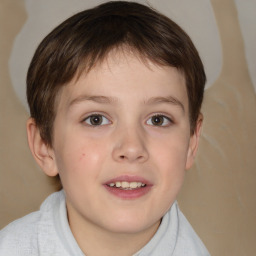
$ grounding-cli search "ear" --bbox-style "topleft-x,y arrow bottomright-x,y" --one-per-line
185,114 -> 203,170
27,118 -> 58,177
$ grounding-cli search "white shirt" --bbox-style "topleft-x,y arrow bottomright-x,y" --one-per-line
0,190 -> 210,255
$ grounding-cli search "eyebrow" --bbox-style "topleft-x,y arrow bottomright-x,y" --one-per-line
145,96 -> 185,112
68,94 -> 185,112
69,95 -> 118,107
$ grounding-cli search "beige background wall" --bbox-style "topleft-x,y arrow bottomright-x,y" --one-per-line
0,0 -> 256,255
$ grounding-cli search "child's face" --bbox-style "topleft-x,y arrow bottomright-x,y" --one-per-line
47,52 -> 200,236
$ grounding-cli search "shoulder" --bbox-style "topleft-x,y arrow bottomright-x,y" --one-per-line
173,202 -> 210,256
0,211 -> 40,255
0,191 -> 65,256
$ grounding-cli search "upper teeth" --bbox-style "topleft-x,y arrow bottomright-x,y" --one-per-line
108,181 -> 146,189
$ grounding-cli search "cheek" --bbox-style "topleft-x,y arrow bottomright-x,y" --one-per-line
78,139 -> 109,164
151,135 -> 189,183
55,137 -> 108,177
158,151 -> 186,187
152,134 -> 189,165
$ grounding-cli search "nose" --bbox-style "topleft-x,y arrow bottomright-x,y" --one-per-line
112,125 -> 149,163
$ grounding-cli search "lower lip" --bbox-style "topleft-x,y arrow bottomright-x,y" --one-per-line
104,185 -> 152,200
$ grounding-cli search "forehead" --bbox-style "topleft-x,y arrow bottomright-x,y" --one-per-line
57,51 -> 188,111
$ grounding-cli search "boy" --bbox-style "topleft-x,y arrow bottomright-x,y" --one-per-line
0,1 -> 210,255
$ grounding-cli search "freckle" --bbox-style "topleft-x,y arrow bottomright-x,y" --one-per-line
79,153 -> 86,161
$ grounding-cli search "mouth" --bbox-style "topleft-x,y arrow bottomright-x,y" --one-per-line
107,181 -> 146,190
104,176 -> 152,199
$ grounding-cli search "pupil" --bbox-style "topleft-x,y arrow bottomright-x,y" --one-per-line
152,116 -> 163,125
91,115 -> 102,125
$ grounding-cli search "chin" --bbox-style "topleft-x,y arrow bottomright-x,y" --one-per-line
102,214 -> 160,235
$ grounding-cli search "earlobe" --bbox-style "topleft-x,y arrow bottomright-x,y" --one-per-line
26,118 -> 58,177
185,114 -> 203,170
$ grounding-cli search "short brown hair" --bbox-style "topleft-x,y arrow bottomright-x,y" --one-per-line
27,1 -> 206,147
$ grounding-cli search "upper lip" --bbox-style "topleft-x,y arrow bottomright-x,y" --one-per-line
104,175 -> 152,185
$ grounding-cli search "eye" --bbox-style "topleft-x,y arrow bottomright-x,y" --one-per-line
84,114 -> 110,126
146,115 -> 172,127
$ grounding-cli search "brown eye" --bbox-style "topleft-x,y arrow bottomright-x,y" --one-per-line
84,115 -> 110,126
146,115 -> 172,126
90,115 -> 102,125
151,116 -> 164,126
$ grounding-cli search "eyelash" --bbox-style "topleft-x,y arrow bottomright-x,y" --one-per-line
146,114 -> 173,127
83,113 -> 111,126
82,113 -> 173,127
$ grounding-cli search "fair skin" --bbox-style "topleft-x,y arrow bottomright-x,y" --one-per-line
27,52 -> 202,256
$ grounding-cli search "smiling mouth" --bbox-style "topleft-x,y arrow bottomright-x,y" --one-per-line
104,176 -> 152,199
107,181 -> 146,190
